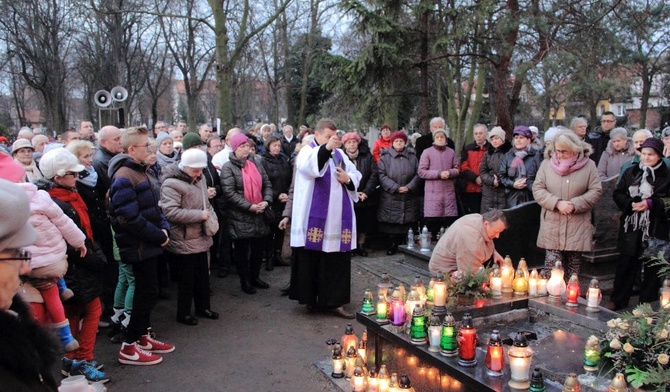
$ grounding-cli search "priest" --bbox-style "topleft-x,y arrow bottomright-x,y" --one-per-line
289,119 -> 362,319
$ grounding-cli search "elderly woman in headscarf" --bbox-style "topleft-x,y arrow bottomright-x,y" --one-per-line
11,139 -> 43,182
220,133 -> 273,294
342,132 -> 378,257
533,130 -> 602,279
607,138 -> 670,310
597,127 -> 635,180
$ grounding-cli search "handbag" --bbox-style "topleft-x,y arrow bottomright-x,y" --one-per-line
202,181 -> 219,236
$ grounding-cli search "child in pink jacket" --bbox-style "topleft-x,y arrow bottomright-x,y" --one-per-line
1,152 -> 85,351
17,176 -> 86,352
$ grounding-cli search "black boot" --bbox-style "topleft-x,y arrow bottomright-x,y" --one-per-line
386,242 -> 398,255
357,243 -> 368,257
273,251 -> 290,266
251,277 -> 270,289
265,250 -> 274,271
241,279 -> 257,294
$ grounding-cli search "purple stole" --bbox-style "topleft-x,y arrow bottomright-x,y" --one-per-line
304,142 -> 354,252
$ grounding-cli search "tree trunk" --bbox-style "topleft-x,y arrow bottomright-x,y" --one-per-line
211,0 -> 233,129
639,66 -> 651,129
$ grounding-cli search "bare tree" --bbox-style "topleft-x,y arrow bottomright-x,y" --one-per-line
159,0 -> 215,131
0,0 -> 77,133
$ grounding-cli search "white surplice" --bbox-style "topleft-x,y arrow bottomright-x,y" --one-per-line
290,142 -> 361,252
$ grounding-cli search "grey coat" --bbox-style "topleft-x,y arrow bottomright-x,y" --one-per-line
160,163 -> 215,255
479,140 -> 511,212
376,147 -> 423,224
220,155 -> 273,239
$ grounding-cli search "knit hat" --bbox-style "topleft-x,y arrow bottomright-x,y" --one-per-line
662,126 -> 670,138
174,141 -> 183,150
0,153 -> 26,182
390,131 -> 407,143
341,132 -> 361,145
230,133 -> 250,152
609,127 -> 628,140
488,126 -> 506,142
432,128 -> 448,140
543,127 -> 560,143
638,137 -> 664,156
181,132 -> 203,151
180,148 -> 208,169
39,148 -> 84,179
529,126 -> 539,135
0,136 -> 8,144
11,139 -> 34,155
156,132 -> 173,146
0,179 -> 37,252
512,126 -> 532,139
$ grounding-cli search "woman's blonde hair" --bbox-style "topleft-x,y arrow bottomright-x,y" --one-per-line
66,140 -> 95,159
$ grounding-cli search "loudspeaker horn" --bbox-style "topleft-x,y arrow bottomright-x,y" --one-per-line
94,90 -> 112,108
110,86 -> 128,102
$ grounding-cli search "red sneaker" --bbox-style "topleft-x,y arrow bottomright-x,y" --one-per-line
118,343 -> 162,366
137,334 -> 175,354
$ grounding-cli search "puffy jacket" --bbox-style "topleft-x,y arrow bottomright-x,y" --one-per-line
20,181 -> 85,270
533,156 -> 602,252
460,141 -> 490,193
418,145 -> 459,217
614,161 -> 670,256
220,155 -> 273,239
160,163 -> 214,255
499,147 -> 542,208
479,140 -> 511,212
377,147 -> 422,224
597,139 -> 635,180
372,137 -> 392,163
108,154 -> 170,263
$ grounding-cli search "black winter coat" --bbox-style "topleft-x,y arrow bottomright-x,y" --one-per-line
261,151 -> 292,222
51,196 -> 106,305
346,145 -> 379,208
377,147 -> 422,224
75,179 -> 112,249
613,161 -> 670,256
0,295 -> 61,391
479,140 -> 512,212
498,147 -> 542,208
220,155 -> 273,239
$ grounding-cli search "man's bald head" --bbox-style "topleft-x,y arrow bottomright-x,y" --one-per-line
225,127 -> 243,143
18,127 -> 34,140
99,125 -> 123,154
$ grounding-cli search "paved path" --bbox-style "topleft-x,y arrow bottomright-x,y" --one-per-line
92,250 -> 406,391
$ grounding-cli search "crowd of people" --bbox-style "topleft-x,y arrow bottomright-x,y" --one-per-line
1,112 -> 669,389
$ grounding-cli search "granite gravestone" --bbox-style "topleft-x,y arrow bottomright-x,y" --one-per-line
495,201 -> 544,269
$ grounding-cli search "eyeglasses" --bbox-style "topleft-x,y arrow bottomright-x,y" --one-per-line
133,143 -> 151,149
62,171 -> 80,178
554,149 -> 570,155
0,249 -> 32,266
601,119 -> 616,123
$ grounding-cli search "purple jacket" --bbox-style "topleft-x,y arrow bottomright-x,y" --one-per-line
418,145 -> 459,217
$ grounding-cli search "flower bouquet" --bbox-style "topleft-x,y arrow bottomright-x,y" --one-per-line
600,303 -> 670,390
445,268 -> 491,300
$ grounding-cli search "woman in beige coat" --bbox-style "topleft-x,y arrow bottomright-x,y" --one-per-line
533,130 -> 602,278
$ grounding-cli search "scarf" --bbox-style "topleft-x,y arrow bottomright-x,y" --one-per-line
432,144 -> 447,151
77,166 -> 98,188
345,149 -> 359,164
48,187 -> 94,241
623,160 -> 663,238
241,159 -> 263,203
18,159 -> 43,182
507,147 -> 529,178
156,150 -> 178,168
549,154 -> 589,176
